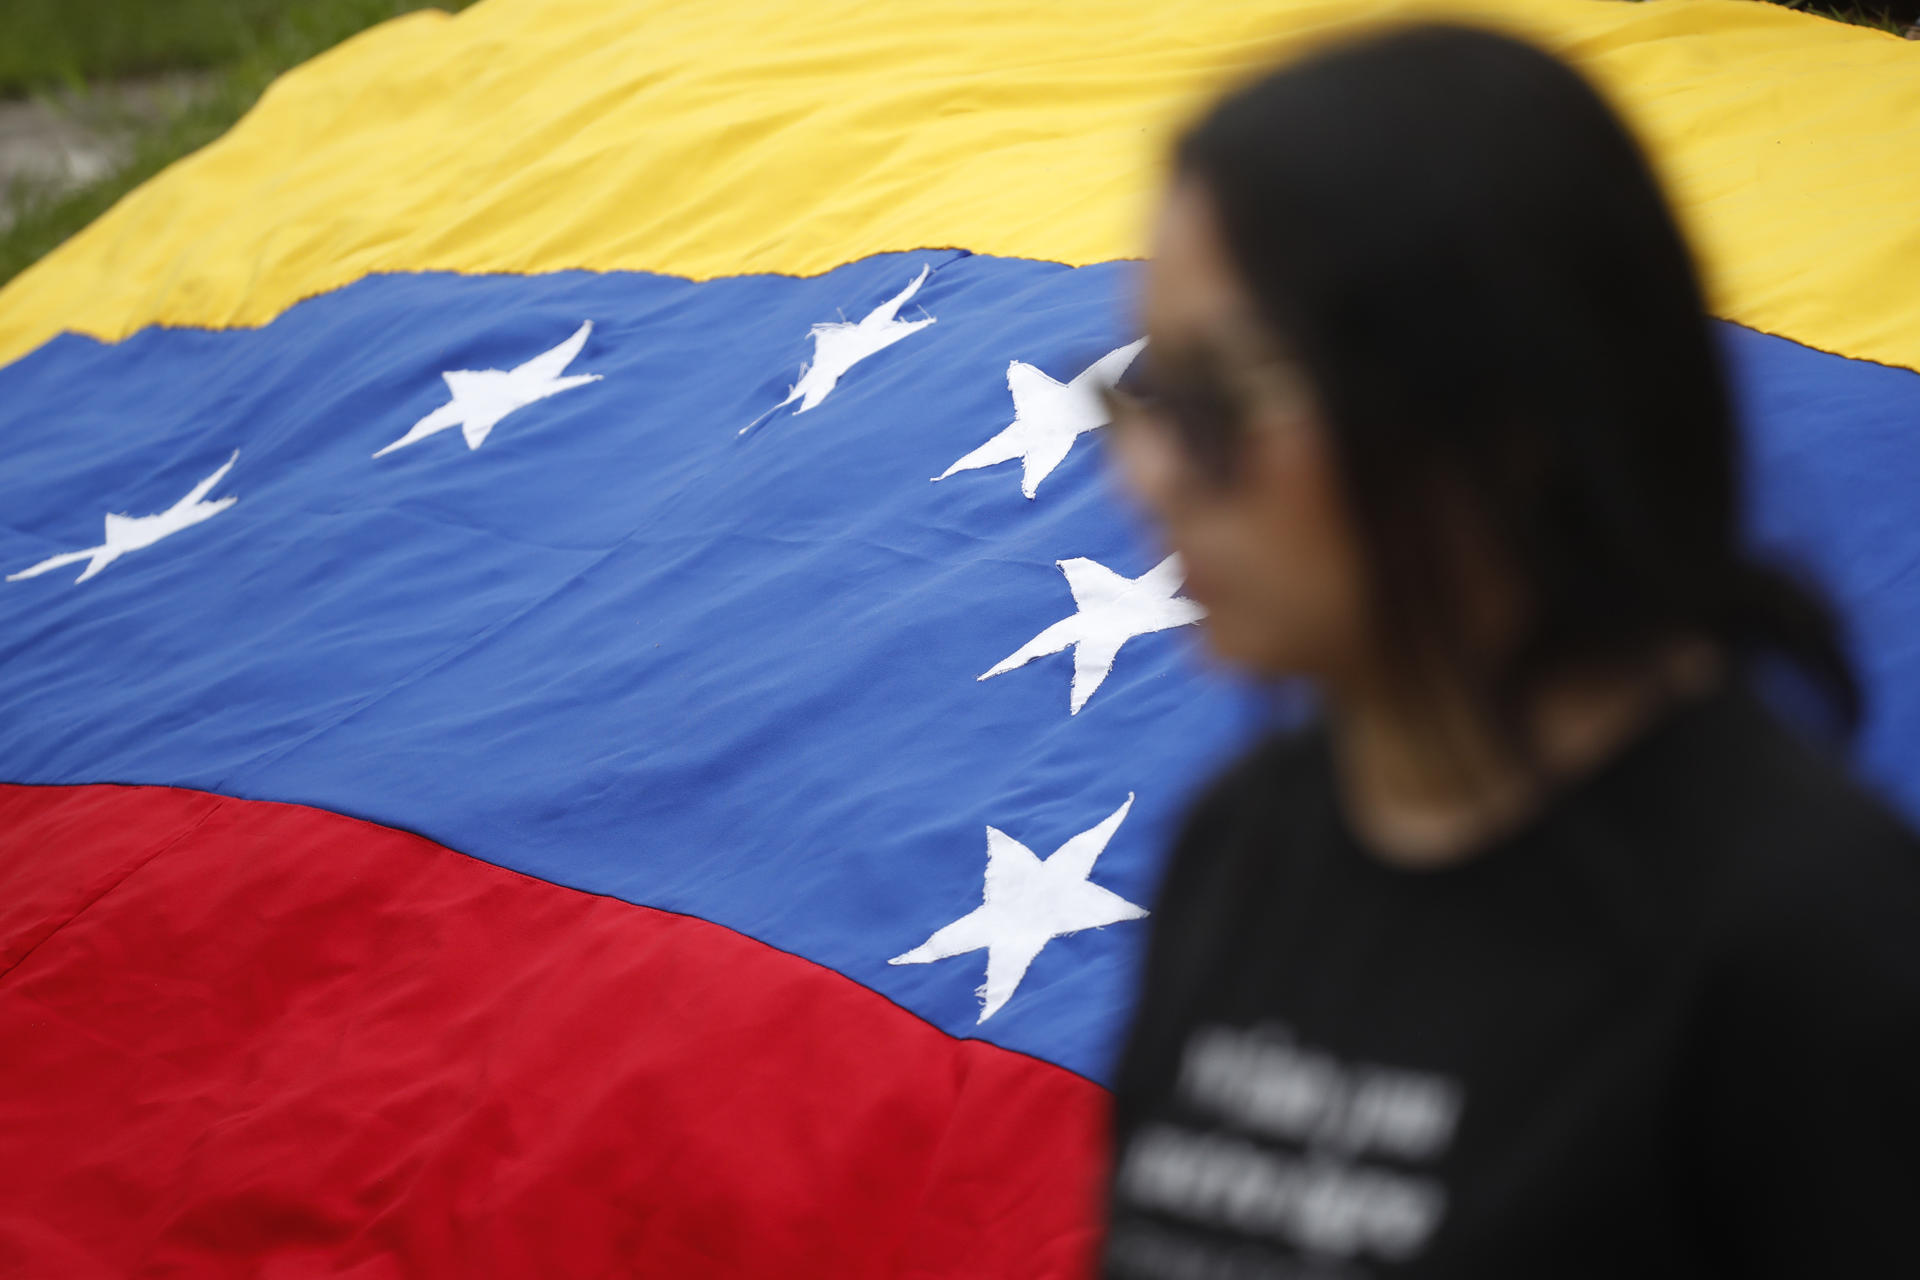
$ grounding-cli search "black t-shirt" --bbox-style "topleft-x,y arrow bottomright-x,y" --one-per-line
1103,679 -> 1920,1279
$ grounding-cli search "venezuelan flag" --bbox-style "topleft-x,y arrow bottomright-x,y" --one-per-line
2,1 -> 1918,1274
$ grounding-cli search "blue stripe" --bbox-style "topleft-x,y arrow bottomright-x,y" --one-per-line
1722,323 -> 1920,808
0,253 -> 1267,1082
4,253 -> 1918,1081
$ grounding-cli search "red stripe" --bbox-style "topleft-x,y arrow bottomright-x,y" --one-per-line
0,784 -> 1108,1277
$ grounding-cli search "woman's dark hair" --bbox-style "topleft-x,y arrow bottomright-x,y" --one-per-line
1174,21 -> 1859,746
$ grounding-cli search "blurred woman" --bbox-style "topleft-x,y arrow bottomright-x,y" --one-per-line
1100,23 -> 1920,1278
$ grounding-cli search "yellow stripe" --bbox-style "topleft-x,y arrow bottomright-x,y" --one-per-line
3,0 -> 1918,372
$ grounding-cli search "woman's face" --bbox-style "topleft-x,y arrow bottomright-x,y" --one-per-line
1108,180 -> 1369,683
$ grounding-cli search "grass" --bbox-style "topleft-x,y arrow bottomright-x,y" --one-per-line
1780,2 -> 1919,32
0,1 -> 322,97
0,0 -> 1912,293
0,0 -> 477,290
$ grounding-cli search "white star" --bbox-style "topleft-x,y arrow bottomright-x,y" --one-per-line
740,266 -> 935,434
7,450 -> 239,584
980,554 -> 1205,714
374,321 -> 602,458
890,794 -> 1148,1023
934,338 -> 1145,498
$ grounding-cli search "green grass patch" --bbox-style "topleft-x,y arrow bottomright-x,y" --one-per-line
1,0 -> 476,290
0,1 -> 306,96
1781,2 -> 1917,32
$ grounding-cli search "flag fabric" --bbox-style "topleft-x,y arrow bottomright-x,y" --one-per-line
2,1 -> 1918,1274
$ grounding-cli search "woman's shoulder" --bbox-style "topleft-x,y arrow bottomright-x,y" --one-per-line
1182,718 -> 1331,829
1150,721 -> 1332,917
1703,686 -> 1917,895
1678,685 -> 1920,1006
1676,692 -> 1920,1262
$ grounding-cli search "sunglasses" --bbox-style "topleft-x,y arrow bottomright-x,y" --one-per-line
1096,345 -> 1306,481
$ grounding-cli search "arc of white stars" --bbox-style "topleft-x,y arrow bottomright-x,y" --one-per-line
740,265 -> 936,435
934,338 -> 1146,498
7,450 -> 239,584
374,320 -> 602,458
980,554 -> 1204,714
890,794 -> 1147,1023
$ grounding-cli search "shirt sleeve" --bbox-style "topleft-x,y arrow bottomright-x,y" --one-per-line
1692,812 -> 1920,1275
